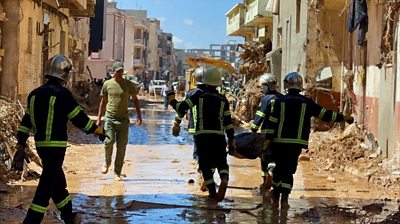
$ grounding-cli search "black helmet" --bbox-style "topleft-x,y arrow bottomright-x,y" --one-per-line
283,72 -> 303,90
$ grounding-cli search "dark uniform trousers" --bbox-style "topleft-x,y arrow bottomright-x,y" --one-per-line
271,144 -> 302,195
196,134 -> 229,191
24,147 -> 73,224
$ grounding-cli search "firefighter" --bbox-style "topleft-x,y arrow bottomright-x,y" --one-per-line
13,54 -> 106,224
250,73 -> 283,193
169,67 -> 235,202
263,72 -> 354,209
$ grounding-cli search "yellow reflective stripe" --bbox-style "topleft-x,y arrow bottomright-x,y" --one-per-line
195,130 -> 224,135
192,106 -> 198,130
45,96 -> 56,141
318,108 -> 327,119
272,138 -> 308,146
269,116 -> 278,123
30,95 -> 36,133
272,180 -> 281,187
251,123 -> 260,129
82,119 -> 94,132
256,110 -> 265,117
224,111 -> 231,116
35,141 -> 68,147
277,102 -> 285,138
281,183 -> 292,190
18,125 -> 31,134
218,169 -> 229,175
267,162 -> 276,169
265,129 -> 274,134
186,99 -> 194,108
30,203 -> 47,213
188,128 -> 196,134
331,112 -> 337,122
199,98 -> 204,130
205,178 -> 214,185
224,124 -> 234,130
261,171 -> 266,177
67,106 -> 82,119
260,129 -> 267,134
270,99 -> 276,113
297,103 -> 306,139
175,115 -> 183,121
56,195 -> 71,208
219,102 -> 225,131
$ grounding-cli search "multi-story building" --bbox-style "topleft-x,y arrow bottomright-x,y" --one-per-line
158,32 -> 174,80
124,10 -> 148,77
147,18 -> 161,80
88,1 -> 126,79
186,43 -> 239,69
0,0 -> 95,102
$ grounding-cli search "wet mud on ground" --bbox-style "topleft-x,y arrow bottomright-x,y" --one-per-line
1,99 -> 400,223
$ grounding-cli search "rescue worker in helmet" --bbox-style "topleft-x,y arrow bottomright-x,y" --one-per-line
250,73 -> 283,193
13,54 -> 107,224
168,66 -> 235,202
263,72 -> 354,209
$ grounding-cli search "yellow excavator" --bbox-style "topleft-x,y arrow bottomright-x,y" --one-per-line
185,55 -> 235,90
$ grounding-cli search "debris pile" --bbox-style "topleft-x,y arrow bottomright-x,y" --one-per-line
0,97 -> 41,183
308,124 -> 400,189
71,80 -> 101,114
237,40 -> 271,80
229,79 -> 263,124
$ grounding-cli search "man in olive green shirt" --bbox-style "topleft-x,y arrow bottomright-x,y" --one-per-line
97,62 -> 142,181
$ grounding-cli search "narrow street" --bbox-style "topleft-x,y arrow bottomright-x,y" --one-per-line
1,97 -> 399,223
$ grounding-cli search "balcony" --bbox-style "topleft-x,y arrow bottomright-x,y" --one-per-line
226,3 -> 253,37
134,39 -> 146,48
132,58 -> 145,68
58,0 -> 95,17
134,20 -> 147,30
244,0 -> 272,26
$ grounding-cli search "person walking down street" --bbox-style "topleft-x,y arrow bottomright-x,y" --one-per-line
250,73 -> 283,193
97,62 -> 142,181
263,72 -> 354,209
13,54 -> 107,224
161,81 -> 173,110
169,67 -> 235,202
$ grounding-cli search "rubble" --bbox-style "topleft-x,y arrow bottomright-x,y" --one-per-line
70,79 -> 102,114
237,40 -> 271,80
0,97 -> 41,184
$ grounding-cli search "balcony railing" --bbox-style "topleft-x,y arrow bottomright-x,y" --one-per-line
244,0 -> 272,26
226,3 -> 253,37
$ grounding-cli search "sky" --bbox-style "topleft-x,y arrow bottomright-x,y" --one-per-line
112,0 -> 244,49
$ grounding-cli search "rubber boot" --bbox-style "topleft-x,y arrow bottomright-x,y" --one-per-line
215,177 -> 228,202
270,189 -> 280,205
280,193 -> 290,209
206,183 -> 217,201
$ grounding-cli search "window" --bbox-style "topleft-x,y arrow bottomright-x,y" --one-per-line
296,0 -> 301,33
27,17 -> 33,53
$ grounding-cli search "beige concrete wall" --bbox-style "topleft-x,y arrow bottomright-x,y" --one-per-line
124,16 -> 135,75
275,0 -> 308,89
147,19 -> 160,79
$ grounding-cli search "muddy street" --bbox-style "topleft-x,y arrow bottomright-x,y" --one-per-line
1,99 -> 400,223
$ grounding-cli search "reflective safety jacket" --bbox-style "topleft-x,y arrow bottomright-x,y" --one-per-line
17,80 -> 97,148
171,87 -> 234,140
251,90 -> 282,134
265,92 -> 344,148
185,85 -> 206,134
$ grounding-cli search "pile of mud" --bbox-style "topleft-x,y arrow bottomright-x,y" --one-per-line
308,124 -> 400,189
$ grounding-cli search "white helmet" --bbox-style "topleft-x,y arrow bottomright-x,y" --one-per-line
284,72 -> 303,90
44,54 -> 73,83
193,66 -> 205,85
259,73 -> 277,93
202,67 -> 222,86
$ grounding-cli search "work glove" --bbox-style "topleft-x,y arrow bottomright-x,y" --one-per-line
94,126 -> 108,142
227,139 -> 236,155
166,90 -> 176,104
344,114 -> 354,124
12,144 -> 28,171
262,140 -> 271,153
172,121 -> 180,136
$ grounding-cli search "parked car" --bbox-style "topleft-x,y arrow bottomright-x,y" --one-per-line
149,80 -> 166,95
